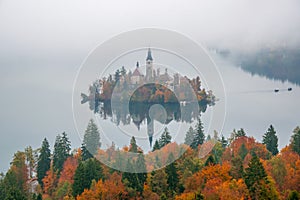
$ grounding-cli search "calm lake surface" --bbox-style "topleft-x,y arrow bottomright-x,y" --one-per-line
1,52 -> 299,172
94,52 -> 300,152
212,53 -> 300,148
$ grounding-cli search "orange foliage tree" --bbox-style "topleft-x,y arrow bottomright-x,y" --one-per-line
58,157 -> 78,184
77,172 -> 127,200
42,165 -> 58,198
217,179 -> 249,200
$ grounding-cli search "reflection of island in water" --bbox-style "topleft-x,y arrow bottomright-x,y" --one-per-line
97,100 -> 207,147
81,48 -> 216,147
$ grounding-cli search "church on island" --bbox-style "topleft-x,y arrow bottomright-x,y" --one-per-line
129,48 -> 180,87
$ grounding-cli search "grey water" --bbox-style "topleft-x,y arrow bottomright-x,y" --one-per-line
95,52 -> 300,153
0,52 -> 299,173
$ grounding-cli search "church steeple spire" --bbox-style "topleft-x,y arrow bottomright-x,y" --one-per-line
146,48 -> 153,61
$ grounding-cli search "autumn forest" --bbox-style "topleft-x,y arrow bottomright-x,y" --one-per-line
1,119 -> 300,200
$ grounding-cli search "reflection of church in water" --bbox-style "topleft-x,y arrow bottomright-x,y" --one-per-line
129,49 -> 181,147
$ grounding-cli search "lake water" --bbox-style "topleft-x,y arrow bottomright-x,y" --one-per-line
1,52 -> 299,172
88,52 -> 300,152
211,53 -> 300,148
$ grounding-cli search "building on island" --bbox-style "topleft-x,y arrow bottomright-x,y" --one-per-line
130,48 -> 179,87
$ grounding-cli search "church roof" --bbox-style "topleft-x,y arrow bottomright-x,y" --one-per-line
132,68 -> 142,76
146,48 -> 153,61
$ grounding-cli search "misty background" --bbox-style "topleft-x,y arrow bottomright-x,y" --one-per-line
1,0 -> 300,172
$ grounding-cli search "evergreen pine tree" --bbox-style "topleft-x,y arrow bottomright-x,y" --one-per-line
244,154 -> 268,189
135,153 -> 147,193
83,119 -> 101,156
291,127 -> 300,155
206,134 -> 211,141
81,144 -> 93,161
287,190 -> 300,200
204,155 -> 216,166
129,136 -> 138,153
238,143 -> 248,160
220,135 -> 228,148
165,153 -> 179,196
230,156 -> 244,179
122,159 -> 135,187
0,152 -> 28,200
152,140 -> 160,151
159,127 -> 172,148
37,138 -> 51,188
53,132 -> 71,172
244,153 -> 279,199
236,128 -> 246,137
72,162 -> 85,197
72,158 -> 103,197
184,126 -> 195,146
191,118 -> 205,149
263,125 -> 279,155
150,169 -> 168,197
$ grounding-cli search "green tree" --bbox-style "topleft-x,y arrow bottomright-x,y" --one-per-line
230,156 -> 244,179
120,66 -> 127,76
238,143 -> 248,160
191,118 -> 205,149
204,155 -> 216,166
114,69 -> 121,83
81,144 -> 93,161
150,169 -> 168,197
220,135 -> 228,148
37,138 -> 51,188
211,142 -> 224,164
244,154 -> 279,200
287,190 -> 300,200
129,136 -> 138,153
184,126 -> 195,146
206,134 -> 211,141
165,153 -> 179,196
135,153 -> 147,193
152,140 -> 160,151
263,125 -> 279,155
0,170 -> 27,200
159,127 -> 172,148
72,162 -> 85,197
53,132 -> 71,172
72,158 -> 103,197
122,159 -> 135,186
0,152 -> 28,200
236,128 -> 246,137
83,119 -> 101,156
291,127 -> 300,155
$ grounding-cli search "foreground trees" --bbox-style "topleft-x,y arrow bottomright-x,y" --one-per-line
53,132 -> 71,172
190,118 -> 205,149
263,125 -> 279,155
291,127 -> 300,155
244,153 -> 279,199
72,158 -> 103,197
37,138 -> 51,188
1,124 -> 300,199
82,119 -> 101,157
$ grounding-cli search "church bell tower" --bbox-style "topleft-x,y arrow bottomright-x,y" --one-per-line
146,48 -> 153,82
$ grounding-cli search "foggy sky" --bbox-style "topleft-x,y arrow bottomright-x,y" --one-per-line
1,0 -> 300,172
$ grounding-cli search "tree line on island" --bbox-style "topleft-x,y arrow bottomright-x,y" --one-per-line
1,120 -> 300,200
81,66 -> 216,111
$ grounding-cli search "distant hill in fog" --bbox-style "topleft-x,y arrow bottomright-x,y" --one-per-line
237,47 -> 300,85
